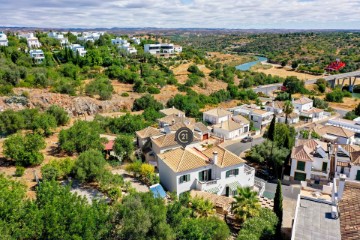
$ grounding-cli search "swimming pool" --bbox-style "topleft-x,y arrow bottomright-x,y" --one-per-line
236,56 -> 268,71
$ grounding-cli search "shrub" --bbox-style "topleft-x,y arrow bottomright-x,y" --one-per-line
14,166 -> 25,177
121,92 -> 129,97
73,150 -> 107,183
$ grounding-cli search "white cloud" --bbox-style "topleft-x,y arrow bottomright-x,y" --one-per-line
1,0 -> 360,29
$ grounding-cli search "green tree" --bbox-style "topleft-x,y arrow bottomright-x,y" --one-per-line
267,115 -> 276,142
231,187 -> 261,223
132,94 -> 164,111
46,105 -> 69,126
355,103 -> 360,116
237,208 -> 278,240
59,121 -> 104,154
283,76 -> 306,94
31,113 -> 57,136
3,133 -> 46,167
190,197 -> 215,218
85,77 -> 114,100
283,100 -> 294,124
113,135 -> 134,161
274,179 -> 283,239
73,150 -> 107,183
177,216 -> 230,240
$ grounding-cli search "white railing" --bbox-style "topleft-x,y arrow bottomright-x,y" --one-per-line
244,164 -> 255,175
254,177 -> 266,197
196,178 -> 219,191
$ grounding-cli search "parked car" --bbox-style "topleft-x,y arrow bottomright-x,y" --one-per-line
241,136 -> 253,143
255,169 -> 274,181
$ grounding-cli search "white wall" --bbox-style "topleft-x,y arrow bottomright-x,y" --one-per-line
158,158 -> 178,193
203,114 -> 229,124
290,159 -> 312,180
349,166 -> 360,181
294,102 -> 313,112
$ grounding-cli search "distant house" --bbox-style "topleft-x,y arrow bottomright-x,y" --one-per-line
0,31 -> 8,46
327,117 -> 360,134
48,31 -> 69,46
159,106 -> 185,117
335,144 -> 360,181
157,114 -> 195,128
131,37 -> 141,45
27,34 -> 41,48
68,44 -> 87,57
203,108 -> 232,125
144,43 -> 181,55
213,118 -> 250,140
111,37 -> 137,54
277,112 -> 300,124
194,122 -> 211,141
311,125 -> 355,145
233,105 -> 273,131
265,101 -> 284,115
29,49 -> 45,64
292,97 -> 325,122
77,32 -> 104,42
150,132 -> 200,155
135,126 -> 163,148
174,45 -> 182,53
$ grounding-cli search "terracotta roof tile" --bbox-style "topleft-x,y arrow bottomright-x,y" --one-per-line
293,97 -> 313,105
339,181 -> 360,240
202,145 -> 246,168
232,115 -> 250,124
158,114 -> 195,126
291,145 -> 313,161
136,126 -> 162,139
214,119 -> 243,132
266,101 -> 285,109
159,107 -> 185,116
314,125 -> 355,138
194,122 -> 210,133
203,108 -> 232,117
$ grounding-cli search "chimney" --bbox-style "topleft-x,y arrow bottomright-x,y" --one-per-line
338,174 -> 346,200
212,151 -> 218,165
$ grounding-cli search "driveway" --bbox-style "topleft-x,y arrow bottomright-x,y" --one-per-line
224,137 -> 264,156
112,169 -> 149,193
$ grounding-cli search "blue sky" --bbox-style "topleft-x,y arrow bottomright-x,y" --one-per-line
1,0 -> 360,29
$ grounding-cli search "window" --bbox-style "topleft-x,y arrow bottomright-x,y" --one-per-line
198,169 -> 212,182
322,162 -> 328,172
179,174 -> 190,184
226,169 -> 239,178
356,170 -> 360,181
297,161 -> 305,171
294,172 -> 306,181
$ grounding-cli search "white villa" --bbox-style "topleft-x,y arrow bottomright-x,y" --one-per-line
308,124 -> 355,145
293,97 -> 325,122
68,44 -> 87,57
111,37 -> 137,54
131,37 -> 141,45
48,31 -> 69,46
203,108 -> 232,125
158,145 -> 262,196
213,118 -> 250,140
19,33 -> 41,48
77,32 -> 104,42
144,43 -> 182,55
160,106 -> 185,117
232,105 -> 273,131
29,49 -> 45,64
327,117 -> 360,134
0,31 -> 8,46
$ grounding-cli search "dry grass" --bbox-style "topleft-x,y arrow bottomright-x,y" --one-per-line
254,64 -> 320,81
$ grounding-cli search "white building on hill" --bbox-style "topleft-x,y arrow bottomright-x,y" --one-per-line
158,145 -> 263,196
29,49 -> 45,64
144,43 -> 182,55
68,44 -> 86,57
48,31 -> 69,46
0,31 -> 9,46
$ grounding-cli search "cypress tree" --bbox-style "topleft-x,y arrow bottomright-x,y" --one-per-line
274,179 -> 283,239
267,114 -> 276,141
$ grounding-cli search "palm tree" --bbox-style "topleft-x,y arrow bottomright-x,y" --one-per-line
190,197 -> 215,218
231,187 -> 261,223
283,100 -> 294,124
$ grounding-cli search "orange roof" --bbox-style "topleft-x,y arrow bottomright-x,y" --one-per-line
315,125 -> 355,138
104,140 -> 115,151
293,97 -> 313,105
202,145 -> 246,168
291,145 -> 313,162
136,126 -> 162,139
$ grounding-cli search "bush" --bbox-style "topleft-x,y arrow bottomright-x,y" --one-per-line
121,92 -> 129,97
325,89 -> 350,103
46,105 -> 69,126
85,78 -> 114,100
3,133 -> 46,167
132,94 -> 163,111
41,158 -> 75,181
73,150 -> 107,183
14,166 -> 25,177
237,208 -> 278,240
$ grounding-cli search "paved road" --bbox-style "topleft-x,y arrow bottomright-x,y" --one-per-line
253,70 -> 360,94
333,108 -> 349,117
225,137 -> 264,156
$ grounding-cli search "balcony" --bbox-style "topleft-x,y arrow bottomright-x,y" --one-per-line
311,167 -> 328,177
196,178 -> 219,191
244,164 -> 255,175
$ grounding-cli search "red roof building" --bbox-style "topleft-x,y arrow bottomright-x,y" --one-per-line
325,59 -> 346,71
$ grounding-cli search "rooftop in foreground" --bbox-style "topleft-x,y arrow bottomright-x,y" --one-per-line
293,198 -> 340,240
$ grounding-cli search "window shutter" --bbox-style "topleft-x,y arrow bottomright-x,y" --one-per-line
356,170 -> 360,181
186,174 -> 190,182
226,171 -> 230,178
179,176 -> 183,184
208,169 -> 212,180
199,172 -> 203,181
234,169 -> 239,175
